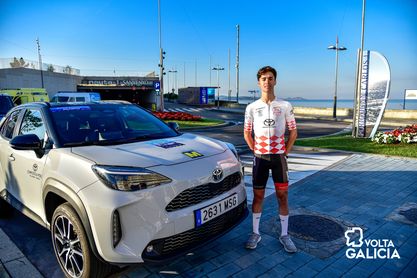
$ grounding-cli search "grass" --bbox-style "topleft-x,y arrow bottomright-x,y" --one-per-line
296,134 -> 417,158
165,118 -> 225,129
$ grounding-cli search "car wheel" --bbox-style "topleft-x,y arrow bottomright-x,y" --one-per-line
51,203 -> 111,278
0,198 -> 13,218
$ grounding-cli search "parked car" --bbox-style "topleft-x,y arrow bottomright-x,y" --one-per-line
50,91 -> 101,103
0,94 -> 14,120
0,101 -> 247,277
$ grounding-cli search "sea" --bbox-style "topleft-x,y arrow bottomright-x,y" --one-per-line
219,96 -> 417,110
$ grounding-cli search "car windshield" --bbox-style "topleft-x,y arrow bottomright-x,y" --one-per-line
49,104 -> 179,147
0,96 -> 14,114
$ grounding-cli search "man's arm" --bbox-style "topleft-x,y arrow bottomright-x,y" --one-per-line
285,129 -> 298,155
244,130 -> 254,151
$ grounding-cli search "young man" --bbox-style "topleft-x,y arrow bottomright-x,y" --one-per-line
244,66 -> 298,252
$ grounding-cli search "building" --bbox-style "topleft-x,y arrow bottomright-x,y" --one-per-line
178,87 -> 216,106
0,61 -> 161,110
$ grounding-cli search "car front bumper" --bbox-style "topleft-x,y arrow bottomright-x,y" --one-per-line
78,151 -> 247,264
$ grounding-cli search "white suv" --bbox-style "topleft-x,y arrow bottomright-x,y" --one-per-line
0,101 -> 247,277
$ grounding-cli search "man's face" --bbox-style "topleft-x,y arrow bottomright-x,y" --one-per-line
258,71 -> 276,93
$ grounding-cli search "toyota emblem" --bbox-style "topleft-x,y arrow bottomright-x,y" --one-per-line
264,119 -> 275,126
212,168 -> 223,182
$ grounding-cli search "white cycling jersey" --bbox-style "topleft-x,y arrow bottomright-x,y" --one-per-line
244,98 -> 296,155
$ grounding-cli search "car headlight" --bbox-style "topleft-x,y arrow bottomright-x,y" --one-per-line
92,165 -> 172,191
225,142 -> 239,160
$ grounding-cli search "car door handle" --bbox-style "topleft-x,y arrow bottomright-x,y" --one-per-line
8,154 -> 15,161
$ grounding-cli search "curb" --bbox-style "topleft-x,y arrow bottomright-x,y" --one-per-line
0,228 -> 42,277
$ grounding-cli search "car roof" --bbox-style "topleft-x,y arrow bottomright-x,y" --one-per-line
16,100 -> 131,108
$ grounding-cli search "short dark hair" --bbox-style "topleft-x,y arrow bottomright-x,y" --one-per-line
257,66 -> 277,80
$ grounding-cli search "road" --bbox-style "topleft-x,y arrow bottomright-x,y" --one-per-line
0,103 -> 350,277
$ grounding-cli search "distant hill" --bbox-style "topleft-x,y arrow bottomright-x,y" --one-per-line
284,97 -> 307,100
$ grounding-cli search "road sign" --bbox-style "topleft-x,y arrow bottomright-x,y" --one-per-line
154,81 -> 160,91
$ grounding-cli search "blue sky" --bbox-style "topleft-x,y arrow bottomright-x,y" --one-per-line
1,0 -> 416,99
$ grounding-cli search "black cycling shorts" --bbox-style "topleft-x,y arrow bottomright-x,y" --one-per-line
252,153 -> 289,190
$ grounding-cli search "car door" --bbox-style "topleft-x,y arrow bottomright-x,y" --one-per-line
0,109 -> 22,199
8,108 -> 48,217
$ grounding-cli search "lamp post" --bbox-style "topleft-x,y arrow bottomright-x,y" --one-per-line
327,36 -> 347,119
36,38 -> 44,88
157,0 -> 165,111
248,90 -> 257,102
168,69 -> 178,94
212,65 -> 224,109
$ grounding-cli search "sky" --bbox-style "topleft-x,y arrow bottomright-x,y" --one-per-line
1,0 -> 416,100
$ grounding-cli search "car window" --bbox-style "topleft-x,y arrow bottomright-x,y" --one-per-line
49,104 -> 178,146
0,96 -> 14,114
19,109 -> 46,141
0,110 -> 21,139
76,97 -> 85,102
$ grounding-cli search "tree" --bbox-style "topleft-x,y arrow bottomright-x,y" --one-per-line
10,57 -> 29,68
63,65 -> 73,74
47,64 -> 55,72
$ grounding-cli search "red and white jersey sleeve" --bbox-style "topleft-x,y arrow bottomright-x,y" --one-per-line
244,99 -> 296,155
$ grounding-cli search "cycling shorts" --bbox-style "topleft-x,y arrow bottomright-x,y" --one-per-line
252,153 -> 289,190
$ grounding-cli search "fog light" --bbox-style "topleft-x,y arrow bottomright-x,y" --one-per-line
146,245 -> 154,253
112,210 -> 122,247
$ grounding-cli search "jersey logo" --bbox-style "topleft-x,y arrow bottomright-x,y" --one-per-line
273,107 -> 282,116
264,119 -> 275,127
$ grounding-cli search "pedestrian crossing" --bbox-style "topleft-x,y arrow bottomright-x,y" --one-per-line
164,107 -> 215,113
240,152 -> 349,204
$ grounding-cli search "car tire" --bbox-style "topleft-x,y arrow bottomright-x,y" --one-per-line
51,203 -> 112,278
0,198 -> 13,218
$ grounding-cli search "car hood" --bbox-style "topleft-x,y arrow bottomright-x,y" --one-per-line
71,133 -> 227,167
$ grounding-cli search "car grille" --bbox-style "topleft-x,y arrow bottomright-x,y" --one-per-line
142,200 -> 248,261
165,172 -> 242,212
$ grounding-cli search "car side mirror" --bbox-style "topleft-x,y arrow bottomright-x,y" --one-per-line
10,134 -> 44,157
167,121 -> 179,131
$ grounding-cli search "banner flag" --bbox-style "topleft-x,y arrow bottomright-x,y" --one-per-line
356,51 -> 391,138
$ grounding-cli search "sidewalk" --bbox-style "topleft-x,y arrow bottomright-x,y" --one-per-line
2,150 -> 416,277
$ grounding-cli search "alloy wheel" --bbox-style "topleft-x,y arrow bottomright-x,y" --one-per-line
53,215 -> 84,277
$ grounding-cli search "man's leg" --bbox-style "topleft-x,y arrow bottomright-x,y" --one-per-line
246,156 -> 269,249
272,155 -> 297,252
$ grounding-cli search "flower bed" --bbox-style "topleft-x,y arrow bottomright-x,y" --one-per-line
373,124 -> 417,144
153,111 -> 202,121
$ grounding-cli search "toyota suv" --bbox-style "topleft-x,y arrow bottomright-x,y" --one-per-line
0,101 -> 247,277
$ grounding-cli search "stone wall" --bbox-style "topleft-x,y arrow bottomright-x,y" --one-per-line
0,68 -> 82,98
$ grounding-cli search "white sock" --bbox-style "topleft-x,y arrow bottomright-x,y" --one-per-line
252,213 -> 262,235
280,214 -> 289,236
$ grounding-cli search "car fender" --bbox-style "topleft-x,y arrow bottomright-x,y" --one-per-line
43,179 -> 105,263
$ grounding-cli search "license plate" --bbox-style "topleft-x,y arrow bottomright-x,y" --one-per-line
195,193 -> 238,227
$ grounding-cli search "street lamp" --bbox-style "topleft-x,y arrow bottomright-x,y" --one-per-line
168,69 -> 178,94
248,90 -> 257,102
328,36 -> 347,119
212,65 -> 224,109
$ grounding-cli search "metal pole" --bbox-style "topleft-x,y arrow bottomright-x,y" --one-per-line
195,59 -> 197,86
36,38 -> 44,88
333,39 -> 339,119
209,55 -> 212,86
403,90 -> 406,110
217,68 -> 220,109
236,24 -> 240,103
228,48 -> 231,101
353,0 -> 366,137
158,0 -> 165,111
183,62 -> 186,88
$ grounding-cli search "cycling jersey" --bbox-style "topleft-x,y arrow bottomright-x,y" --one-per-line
244,99 -> 296,155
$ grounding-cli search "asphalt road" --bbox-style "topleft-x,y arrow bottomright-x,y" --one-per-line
0,103 -> 350,277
